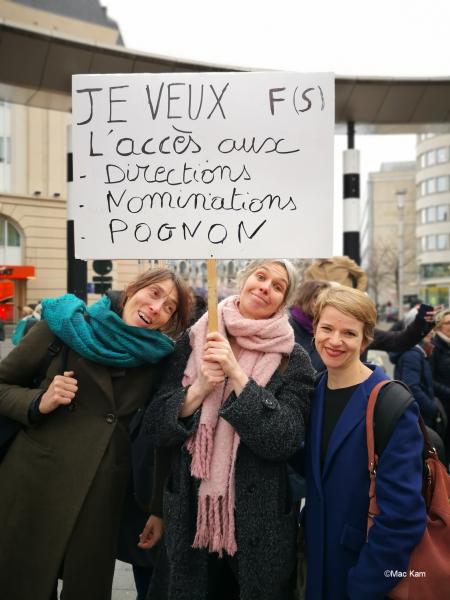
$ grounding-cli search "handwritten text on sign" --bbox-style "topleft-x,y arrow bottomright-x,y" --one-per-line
72,72 -> 334,259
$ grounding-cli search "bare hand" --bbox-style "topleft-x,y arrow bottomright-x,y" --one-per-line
195,357 -> 226,394
138,515 -> 163,549
203,332 -> 241,379
39,371 -> 78,414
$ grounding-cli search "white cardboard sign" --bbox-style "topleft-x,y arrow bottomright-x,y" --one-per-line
72,71 -> 334,259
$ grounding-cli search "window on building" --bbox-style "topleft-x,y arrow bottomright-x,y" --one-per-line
437,234 -> 449,251
426,206 -> 436,222
419,153 -> 426,169
437,176 -> 449,193
0,216 -> 22,264
427,178 -> 436,194
436,147 -> 449,163
7,222 -> 20,246
427,235 -> 436,251
420,263 -> 450,279
437,205 -> 449,221
420,181 -> 427,196
0,101 -> 11,192
426,150 -> 436,166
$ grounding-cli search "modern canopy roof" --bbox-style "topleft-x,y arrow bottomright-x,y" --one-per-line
1,18 -> 450,133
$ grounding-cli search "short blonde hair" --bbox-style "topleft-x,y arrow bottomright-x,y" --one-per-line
435,308 -> 450,330
313,285 -> 377,347
237,259 -> 298,307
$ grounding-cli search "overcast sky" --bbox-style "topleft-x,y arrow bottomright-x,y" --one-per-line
102,0 -> 450,77
100,0 -> 448,248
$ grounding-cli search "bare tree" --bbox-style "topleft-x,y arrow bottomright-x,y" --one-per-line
366,239 -> 416,309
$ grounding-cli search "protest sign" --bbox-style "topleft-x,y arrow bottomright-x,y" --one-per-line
72,71 -> 334,260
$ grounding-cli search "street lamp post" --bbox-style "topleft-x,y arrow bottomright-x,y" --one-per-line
396,189 -> 407,320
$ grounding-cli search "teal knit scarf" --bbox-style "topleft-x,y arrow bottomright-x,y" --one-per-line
41,294 -> 175,367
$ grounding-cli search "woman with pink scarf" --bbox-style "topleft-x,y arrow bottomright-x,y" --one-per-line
140,259 -> 314,600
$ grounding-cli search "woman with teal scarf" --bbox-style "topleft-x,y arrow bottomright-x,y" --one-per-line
0,268 -> 191,600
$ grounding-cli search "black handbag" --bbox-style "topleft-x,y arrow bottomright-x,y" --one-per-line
0,338 -> 66,463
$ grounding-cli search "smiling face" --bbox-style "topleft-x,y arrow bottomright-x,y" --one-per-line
238,262 -> 288,319
122,278 -> 178,330
315,305 -> 365,371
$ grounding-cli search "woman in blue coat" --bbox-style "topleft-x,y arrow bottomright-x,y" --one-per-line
301,285 -> 426,600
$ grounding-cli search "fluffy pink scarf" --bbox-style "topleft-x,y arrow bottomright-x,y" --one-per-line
183,295 -> 294,556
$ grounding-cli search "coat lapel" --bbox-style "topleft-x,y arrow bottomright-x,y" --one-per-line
322,366 -> 387,480
76,356 -> 114,405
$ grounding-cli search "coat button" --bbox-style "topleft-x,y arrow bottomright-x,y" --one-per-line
262,396 -> 278,410
105,413 -> 116,424
249,536 -> 260,547
247,483 -> 257,493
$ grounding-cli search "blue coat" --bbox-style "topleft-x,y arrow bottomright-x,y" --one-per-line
390,346 -> 436,426
304,366 -> 426,600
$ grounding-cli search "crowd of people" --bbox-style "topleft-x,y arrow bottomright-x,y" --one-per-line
0,259 -> 448,600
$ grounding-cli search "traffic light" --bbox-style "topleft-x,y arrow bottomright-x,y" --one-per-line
92,261 -> 113,294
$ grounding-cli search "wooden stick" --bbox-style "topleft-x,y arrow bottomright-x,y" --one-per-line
207,258 -> 218,332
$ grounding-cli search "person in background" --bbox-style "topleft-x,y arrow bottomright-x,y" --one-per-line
141,259 -> 314,600
430,308 -> 450,461
294,285 -> 426,599
187,288 -> 207,326
289,280 -> 330,371
0,268 -> 191,600
290,280 -> 437,374
11,305 -> 34,345
303,256 -> 368,291
389,308 -> 439,428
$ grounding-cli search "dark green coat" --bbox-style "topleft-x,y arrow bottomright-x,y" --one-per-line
0,321 -> 159,600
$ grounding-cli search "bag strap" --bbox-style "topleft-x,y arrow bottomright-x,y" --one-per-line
32,337 -> 67,387
366,380 -> 413,534
373,380 -> 414,455
366,380 -> 434,535
366,380 -> 390,482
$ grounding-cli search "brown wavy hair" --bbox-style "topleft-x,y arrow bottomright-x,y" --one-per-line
122,268 -> 191,338
293,280 -> 331,317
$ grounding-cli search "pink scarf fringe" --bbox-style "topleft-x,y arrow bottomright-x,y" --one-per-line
184,295 -> 294,556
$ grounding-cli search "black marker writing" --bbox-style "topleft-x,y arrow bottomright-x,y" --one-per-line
218,136 -> 299,155
109,218 -> 267,245
145,82 -> 229,120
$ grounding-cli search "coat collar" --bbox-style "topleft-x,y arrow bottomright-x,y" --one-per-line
311,365 -> 388,488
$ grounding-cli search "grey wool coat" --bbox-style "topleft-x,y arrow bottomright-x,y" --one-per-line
145,332 -> 314,600
0,321 -> 159,600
